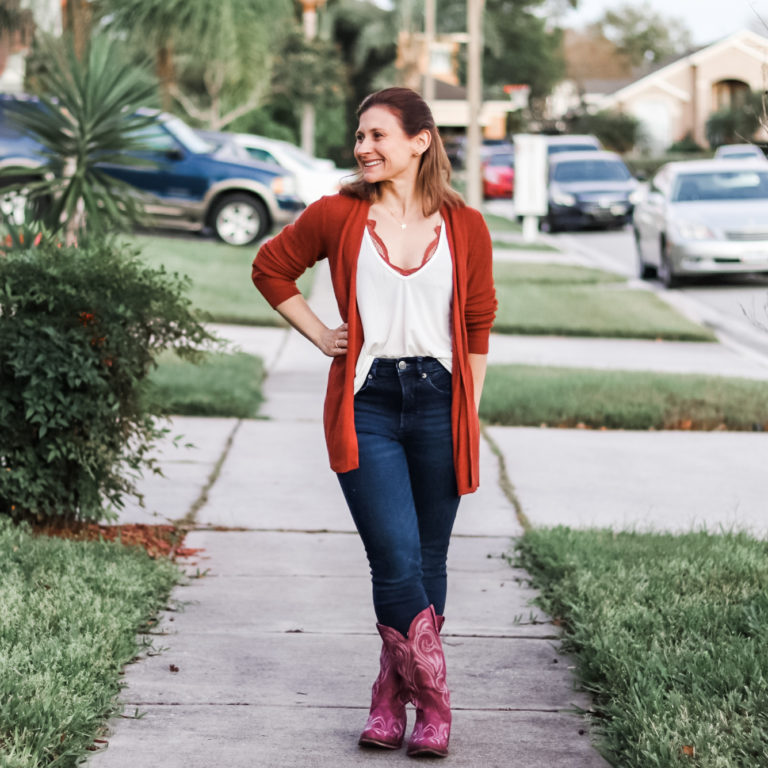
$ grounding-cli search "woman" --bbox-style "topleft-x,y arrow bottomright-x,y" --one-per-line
252,87 -> 496,758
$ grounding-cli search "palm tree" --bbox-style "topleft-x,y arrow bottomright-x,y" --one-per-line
2,33 -> 159,244
97,0 -> 293,129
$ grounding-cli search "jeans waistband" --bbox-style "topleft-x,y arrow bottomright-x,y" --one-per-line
370,356 -> 445,376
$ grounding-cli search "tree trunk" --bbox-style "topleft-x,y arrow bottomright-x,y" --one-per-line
156,43 -> 175,113
62,0 -> 92,60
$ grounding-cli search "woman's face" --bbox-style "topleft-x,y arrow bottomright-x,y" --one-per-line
354,105 -> 429,185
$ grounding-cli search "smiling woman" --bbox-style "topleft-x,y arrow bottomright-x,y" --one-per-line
252,86 -> 496,758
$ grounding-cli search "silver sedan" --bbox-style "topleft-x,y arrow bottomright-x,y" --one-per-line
633,159 -> 768,287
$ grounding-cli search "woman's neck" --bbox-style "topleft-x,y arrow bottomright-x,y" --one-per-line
377,179 -> 421,217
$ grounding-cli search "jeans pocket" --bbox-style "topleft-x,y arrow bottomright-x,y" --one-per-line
423,364 -> 452,396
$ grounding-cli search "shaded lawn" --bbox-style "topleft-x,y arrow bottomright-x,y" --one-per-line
128,234 -> 314,326
492,262 -> 715,341
481,364 -> 768,430
145,350 -> 265,419
516,527 -> 768,767
0,517 -> 179,767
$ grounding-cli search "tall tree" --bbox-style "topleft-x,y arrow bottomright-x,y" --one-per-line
598,1 -> 692,68
97,0 -> 293,128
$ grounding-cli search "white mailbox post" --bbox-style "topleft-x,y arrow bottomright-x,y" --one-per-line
513,134 -> 548,242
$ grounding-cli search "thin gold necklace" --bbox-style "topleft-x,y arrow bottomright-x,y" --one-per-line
383,205 -> 408,230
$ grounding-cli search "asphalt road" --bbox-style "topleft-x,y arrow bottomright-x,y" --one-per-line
553,225 -> 768,361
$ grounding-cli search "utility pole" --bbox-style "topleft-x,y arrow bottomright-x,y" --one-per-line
300,0 -> 326,156
465,0 -> 485,209
423,0 -> 436,103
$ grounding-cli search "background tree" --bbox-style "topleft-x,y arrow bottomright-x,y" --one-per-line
598,1 -> 692,69
98,0 -> 293,129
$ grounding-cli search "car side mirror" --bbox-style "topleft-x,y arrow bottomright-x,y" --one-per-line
165,147 -> 184,161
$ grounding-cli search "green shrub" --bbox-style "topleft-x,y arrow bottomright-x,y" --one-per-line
565,110 -> 642,153
0,239 -> 214,524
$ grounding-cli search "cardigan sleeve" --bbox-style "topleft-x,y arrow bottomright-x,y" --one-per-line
252,196 -> 329,308
463,207 -> 497,354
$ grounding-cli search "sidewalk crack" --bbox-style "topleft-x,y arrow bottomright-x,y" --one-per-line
173,420 -> 243,529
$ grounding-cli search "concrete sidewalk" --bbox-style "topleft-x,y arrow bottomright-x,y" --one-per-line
89,261 -> 609,767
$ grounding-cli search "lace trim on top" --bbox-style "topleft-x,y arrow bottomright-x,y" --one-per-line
366,219 -> 442,276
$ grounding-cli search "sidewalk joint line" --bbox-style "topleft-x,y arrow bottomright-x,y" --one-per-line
481,423 -> 531,531
173,419 -> 243,530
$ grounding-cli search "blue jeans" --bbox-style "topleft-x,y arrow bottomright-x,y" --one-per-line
337,357 -> 460,636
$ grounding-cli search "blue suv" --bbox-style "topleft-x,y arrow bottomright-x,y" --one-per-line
0,96 -> 305,245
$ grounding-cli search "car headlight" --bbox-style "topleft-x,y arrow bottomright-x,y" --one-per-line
551,190 -> 576,206
271,175 -> 297,196
671,220 -> 717,240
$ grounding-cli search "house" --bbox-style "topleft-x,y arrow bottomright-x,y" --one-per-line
600,29 -> 768,151
396,30 -> 518,139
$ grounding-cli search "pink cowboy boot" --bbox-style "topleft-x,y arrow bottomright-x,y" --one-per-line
359,614 -> 446,749
379,606 -> 451,758
358,625 -> 408,749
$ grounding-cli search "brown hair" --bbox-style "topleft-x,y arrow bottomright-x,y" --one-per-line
341,86 -> 464,216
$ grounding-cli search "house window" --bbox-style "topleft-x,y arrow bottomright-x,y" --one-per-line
713,79 -> 749,111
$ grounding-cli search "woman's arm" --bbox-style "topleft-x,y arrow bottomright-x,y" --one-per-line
468,352 -> 487,412
275,294 -> 348,358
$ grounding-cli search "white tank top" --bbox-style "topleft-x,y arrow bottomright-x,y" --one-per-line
354,221 -> 453,393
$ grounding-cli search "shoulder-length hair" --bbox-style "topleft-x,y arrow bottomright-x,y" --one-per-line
341,87 -> 465,216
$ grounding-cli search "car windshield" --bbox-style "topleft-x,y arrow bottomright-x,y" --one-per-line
552,159 -> 631,182
163,117 -> 215,154
548,144 -> 598,155
671,170 -> 768,201
488,153 -> 513,167
280,143 -> 322,170
718,151 -> 761,159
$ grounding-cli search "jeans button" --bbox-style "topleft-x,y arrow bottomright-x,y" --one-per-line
398,360 -> 406,370
421,372 -> 427,378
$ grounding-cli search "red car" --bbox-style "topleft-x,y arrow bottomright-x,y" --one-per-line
482,150 -> 515,198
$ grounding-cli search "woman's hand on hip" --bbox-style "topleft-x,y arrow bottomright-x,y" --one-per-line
319,322 -> 348,357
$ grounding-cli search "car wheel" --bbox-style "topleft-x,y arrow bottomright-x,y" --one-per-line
211,193 -> 269,246
658,237 -> 680,288
634,228 -> 656,279
539,210 -> 560,233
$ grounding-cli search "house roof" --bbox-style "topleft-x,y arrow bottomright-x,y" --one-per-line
603,29 -> 768,104
421,76 -> 468,101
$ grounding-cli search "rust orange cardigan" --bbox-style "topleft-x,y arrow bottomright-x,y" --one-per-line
252,193 -> 497,495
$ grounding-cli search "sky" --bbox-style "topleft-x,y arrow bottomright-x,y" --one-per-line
561,0 -> 768,45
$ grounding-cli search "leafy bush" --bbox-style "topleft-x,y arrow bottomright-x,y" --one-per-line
667,132 -> 705,153
0,238 -> 214,524
705,90 -> 764,148
565,110 -> 642,153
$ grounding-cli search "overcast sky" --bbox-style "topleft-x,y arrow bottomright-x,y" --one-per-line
562,0 -> 768,45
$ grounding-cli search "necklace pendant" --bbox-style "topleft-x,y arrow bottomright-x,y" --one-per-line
401,223 -> 407,230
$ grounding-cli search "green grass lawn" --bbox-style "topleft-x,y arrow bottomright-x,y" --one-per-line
145,350 -> 265,418
484,212 -> 522,233
492,239 -> 559,252
481,364 -> 768,430
493,262 -> 715,341
0,517 -> 179,767
128,234 -> 314,326
516,527 -> 768,767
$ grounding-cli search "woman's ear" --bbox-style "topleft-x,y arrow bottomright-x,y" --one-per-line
412,130 -> 432,157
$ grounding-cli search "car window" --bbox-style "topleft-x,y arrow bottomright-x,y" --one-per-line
128,123 -> 178,151
671,170 -> 768,201
548,144 -> 599,155
488,153 -> 513,167
552,159 -> 631,182
162,117 -> 215,154
246,147 -> 278,165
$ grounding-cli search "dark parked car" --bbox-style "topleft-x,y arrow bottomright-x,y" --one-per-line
542,150 -> 638,232
0,96 -> 304,245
